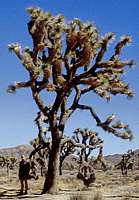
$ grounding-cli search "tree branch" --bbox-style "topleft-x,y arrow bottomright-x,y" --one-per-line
31,83 -> 49,116
7,80 -> 33,93
110,35 -> 132,60
76,104 -> 133,140
81,86 -> 96,95
58,86 -> 82,130
77,104 -> 101,124
69,86 -> 81,110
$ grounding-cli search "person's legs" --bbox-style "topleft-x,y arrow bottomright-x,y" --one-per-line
24,179 -> 29,194
19,180 -> 24,195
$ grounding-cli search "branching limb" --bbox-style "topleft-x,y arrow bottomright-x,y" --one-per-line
29,144 -> 46,160
63,53 -> 70,76
81,85 -> 96,95
7,80 -> 33,93
58,86 -> 81,131
31,83 -> 49,116
69,86 -> 81,111
58,97 -> 67,132
76,104 -> 133,140
77,104 -> 101,124
98,60 -> 134,69
8,44 -> 39,79
95,33 -> 115,63
30,112 -> 51,160
110,35 -> 132,60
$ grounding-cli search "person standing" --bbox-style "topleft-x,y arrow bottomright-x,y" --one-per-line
18,155 -> 30,195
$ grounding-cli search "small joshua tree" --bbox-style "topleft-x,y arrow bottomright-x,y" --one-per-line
0,156 -> 17,175
73,128 -> 104,186
7,7 -> 134,193
72,128 -> 104,162
115,149 -> 135,175
92,146 -> 107,170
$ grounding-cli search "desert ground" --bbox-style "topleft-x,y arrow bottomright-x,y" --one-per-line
0,166 -> 139,200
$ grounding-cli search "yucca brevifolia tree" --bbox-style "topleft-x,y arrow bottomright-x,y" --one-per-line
115,149 -> 135,175
73,128 -> 104,186
0,156 -> 5,167
91,145 -> 107,170
73,128 -> 103,163
0,156 -> 17,174
7,7 -> 134,193
137,153 -> 139,170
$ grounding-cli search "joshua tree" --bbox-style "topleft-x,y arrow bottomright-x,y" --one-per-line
73,128 -> 104,186
91,146 -> 107,170
0,156 -> 17,175
72,128 -> 103,162
7,7 -> 134,193
0,156 -> 5,167
115,149 -> 135,175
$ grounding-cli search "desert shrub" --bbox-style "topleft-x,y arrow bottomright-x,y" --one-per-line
63,162 -> 75,171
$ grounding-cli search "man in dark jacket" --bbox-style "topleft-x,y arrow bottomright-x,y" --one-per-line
18,155 -> 30,195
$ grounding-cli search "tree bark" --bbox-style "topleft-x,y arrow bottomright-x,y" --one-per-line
59,157 -> 62,175
42,135 -> 61,194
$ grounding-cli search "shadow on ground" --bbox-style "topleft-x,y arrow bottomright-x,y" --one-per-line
0,189 -> 42,199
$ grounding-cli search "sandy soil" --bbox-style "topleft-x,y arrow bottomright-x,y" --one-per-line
0,167 -> 139,200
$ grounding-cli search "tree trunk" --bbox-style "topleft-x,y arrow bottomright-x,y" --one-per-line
41,167 -> 43,177
42,136 -> 61,194
59,157 -> 62,175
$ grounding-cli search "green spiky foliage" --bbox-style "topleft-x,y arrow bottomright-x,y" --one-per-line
7,7 -> 134,193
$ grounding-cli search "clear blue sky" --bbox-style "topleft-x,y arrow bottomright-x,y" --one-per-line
0,0 -> 139,155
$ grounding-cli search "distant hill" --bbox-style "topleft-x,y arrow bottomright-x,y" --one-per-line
0,144 -> 33,157
105,149 -> 139,165
105,154 -> 122,165
0,145 -> 138,166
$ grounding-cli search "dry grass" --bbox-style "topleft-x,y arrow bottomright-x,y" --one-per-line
58,176 -> 84,191
93,192 -> 103,200
69,191 -> 103,200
